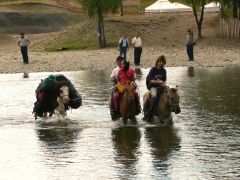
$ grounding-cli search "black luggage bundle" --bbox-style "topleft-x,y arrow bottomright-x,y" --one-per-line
33,74 -> 82,119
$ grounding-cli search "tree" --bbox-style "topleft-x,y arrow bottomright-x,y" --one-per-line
78,0 -> 122,48
185,0 -> 207,38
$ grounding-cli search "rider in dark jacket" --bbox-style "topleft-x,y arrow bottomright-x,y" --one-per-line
146,55 -> 167,122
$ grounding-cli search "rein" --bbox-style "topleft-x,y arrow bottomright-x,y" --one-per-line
161,90 -> 179,106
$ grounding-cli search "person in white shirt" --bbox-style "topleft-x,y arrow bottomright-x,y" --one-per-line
18,33 -> 30,64
132,32 -> 142,66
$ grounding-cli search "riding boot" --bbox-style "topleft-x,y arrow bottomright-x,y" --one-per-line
146,97 -> 158,122
135,104 -> 141,115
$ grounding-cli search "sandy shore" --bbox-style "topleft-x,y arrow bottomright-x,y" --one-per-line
0,45 -> 239,74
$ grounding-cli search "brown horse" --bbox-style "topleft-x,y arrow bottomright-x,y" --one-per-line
119,81 -> 137,125
143,86 -> 181,124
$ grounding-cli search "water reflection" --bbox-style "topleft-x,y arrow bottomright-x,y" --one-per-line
111,127 -> 141,176
145,127 -> 181,169
188,66 -> 195,77
194,67 -> 240,116
36,127 -> 81,150
135,68 -> 143,80
23,72 -> 29,78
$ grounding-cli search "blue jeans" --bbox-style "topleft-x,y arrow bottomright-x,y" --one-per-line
21,46 -> 29,63
120,47 -> 127,59
187,44 -> 194,60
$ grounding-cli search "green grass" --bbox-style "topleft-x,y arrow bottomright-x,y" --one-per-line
39,13 -> 177,52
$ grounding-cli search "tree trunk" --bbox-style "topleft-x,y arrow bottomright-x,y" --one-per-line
220,2 -> 224,19
191,0 -> 205,38
97,6 -> 106,48
233,0 -> 238,18
120,3 -> 123,16
101,16 -> 106,47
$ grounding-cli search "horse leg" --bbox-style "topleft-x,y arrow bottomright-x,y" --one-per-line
43,112 -> 48,119
122,117 -> 128,125
131,117 -> 137,125
54,108 -> 63,121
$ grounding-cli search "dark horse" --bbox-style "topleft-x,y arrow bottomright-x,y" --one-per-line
143,85 -> 181,124
34,81 -> 70,121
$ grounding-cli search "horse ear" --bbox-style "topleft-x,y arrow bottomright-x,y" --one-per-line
176,85 -> 178,91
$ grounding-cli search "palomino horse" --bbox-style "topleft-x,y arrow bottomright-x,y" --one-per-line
119,81 -> 137,125
143,86 -> 181,124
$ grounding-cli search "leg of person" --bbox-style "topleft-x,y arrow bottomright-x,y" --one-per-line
113,90 -> 120,115
134,48 -> 137,65
134,90 -> 141,115
120,48 -> 124,57
22,46 -> 29,64
147,87 -> 158,122
25,48 -> 29,63
138,47 -> 142,65
187,45 -> 191,61
123,48 -> 127,59
21,46 -> 26,63
190,44 -> 194,60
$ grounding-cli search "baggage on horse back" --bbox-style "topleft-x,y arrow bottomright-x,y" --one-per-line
33,74 -> 82,120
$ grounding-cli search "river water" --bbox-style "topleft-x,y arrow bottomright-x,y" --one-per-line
0,66 -> 239,180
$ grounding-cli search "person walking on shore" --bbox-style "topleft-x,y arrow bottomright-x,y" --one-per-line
118,33 -> 129,59
18,33 -> 30,64
132,32 -> 142,66
186,29 -> 194,61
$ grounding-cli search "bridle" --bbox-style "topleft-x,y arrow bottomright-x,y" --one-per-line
123,84 -> 135,103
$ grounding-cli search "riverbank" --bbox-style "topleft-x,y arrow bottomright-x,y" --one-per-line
1,44 -> 239,74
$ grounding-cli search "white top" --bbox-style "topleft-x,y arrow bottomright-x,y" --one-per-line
18,37 -> 30,46
132,37 -> 142,47
110,67 -> 120,78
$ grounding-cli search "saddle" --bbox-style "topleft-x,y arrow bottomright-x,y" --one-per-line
145,86 -> 166,111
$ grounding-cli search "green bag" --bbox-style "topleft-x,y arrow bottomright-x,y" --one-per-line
39,75 -> 56,91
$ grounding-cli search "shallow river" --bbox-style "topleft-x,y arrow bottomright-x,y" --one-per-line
0,66 -> 240,180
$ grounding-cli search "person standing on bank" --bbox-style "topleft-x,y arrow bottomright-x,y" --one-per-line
132,32 -> 142,66
186,29 -> 194,61
118,33 -> 129,59
18,33 -> 30,64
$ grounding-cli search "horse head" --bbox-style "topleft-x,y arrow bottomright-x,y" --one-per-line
54,81 -> 70,104
168,85 -> 181,114
123,81 -> 135,105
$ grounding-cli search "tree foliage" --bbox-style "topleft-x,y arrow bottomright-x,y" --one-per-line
78,0 -> 122,48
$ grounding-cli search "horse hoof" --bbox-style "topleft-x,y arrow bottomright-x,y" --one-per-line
58,116 -> 65,122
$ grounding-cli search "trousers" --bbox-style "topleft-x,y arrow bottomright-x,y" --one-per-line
21,46 -> 29,63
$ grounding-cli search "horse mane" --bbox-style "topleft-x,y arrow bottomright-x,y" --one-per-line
52,81 -> 69,97
169,88 -> 177,93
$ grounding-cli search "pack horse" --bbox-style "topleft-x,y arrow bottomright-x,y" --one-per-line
33,74 -> 82,121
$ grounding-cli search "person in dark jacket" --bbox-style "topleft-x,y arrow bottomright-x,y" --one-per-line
145,55 -> 167,122
186,29 -> 194,61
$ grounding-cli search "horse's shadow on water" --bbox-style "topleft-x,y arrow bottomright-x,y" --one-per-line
35,120 -> 82,150
145,126 -> 181,167
111,126 -> 141,170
